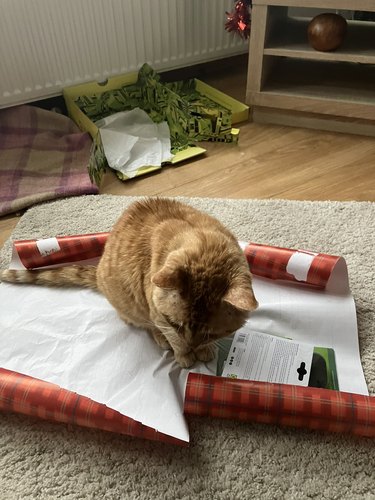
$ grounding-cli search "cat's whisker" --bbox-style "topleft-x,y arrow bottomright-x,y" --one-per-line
143,319 -> 170,332
143,319 -> 156,328
153,322 -> 173,334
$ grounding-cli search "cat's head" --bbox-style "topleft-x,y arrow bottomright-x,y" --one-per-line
151,243 -> 258,351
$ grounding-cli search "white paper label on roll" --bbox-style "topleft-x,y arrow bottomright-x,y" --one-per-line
36,238 -> 61,257
286,251 -> 317,282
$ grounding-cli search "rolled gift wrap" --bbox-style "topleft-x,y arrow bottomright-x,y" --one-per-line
0,368 -> 186,446
12,235 -> 342,291
184,373 -> 375,438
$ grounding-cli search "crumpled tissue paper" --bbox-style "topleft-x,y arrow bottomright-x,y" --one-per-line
96,108 -> 173,178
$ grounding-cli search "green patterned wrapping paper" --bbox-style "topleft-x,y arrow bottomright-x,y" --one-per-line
75,64 -> 237,181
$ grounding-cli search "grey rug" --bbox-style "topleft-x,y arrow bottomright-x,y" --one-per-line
1,195 -> 374,500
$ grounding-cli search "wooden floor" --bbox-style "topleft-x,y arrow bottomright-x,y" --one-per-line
1,56 -> 375,249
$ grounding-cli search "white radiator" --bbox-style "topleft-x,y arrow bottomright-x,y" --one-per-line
0,0 -> 247,108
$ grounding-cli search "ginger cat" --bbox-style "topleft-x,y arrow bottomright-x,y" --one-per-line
1,198 -> 258,367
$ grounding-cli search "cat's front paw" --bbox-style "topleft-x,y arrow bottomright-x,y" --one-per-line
175,350 -> 196,368
195,343 -> 216,362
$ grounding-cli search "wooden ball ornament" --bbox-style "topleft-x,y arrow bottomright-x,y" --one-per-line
307,13 -> 347,52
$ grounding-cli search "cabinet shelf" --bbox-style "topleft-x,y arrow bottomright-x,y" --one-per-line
246,2 -> 375,136
264,19 -> 375,64
255,58 -> 375,120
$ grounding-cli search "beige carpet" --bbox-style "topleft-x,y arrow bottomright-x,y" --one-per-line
1,195 -> 374,499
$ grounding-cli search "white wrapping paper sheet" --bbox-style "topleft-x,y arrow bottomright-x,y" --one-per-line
248,272 -> 368,396
0,282 -> 215,442
0,240 -> 368,442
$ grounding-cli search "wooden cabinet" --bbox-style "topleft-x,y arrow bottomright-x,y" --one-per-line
246,0 -> 375,136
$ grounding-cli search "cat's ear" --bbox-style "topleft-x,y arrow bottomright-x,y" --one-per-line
152,251 -> 188,290
152,267 -> 181,289
223,285 -> 258,312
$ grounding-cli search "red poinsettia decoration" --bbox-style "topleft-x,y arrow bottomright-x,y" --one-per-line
225,0 -> 252,39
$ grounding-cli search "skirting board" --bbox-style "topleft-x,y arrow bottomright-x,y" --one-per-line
251,107 -> 375,137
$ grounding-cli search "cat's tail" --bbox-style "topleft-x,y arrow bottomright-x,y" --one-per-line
1,266 -> 98,289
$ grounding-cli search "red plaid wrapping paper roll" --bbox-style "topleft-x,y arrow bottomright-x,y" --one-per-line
184,374 -> 375,437
12,233 -> 109,269
1,233 -> 374,443
0,367 -> 184,446
243,243 -> 340,288
12,234 -> 340,289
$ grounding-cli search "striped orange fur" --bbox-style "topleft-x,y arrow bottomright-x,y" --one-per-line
1,198 -> 258,368
1,266 -> 97,289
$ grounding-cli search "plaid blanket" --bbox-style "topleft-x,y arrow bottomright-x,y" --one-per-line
0,105 -> 98,216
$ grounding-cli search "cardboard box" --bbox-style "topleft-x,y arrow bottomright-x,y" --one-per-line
63,67 -> 249,182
